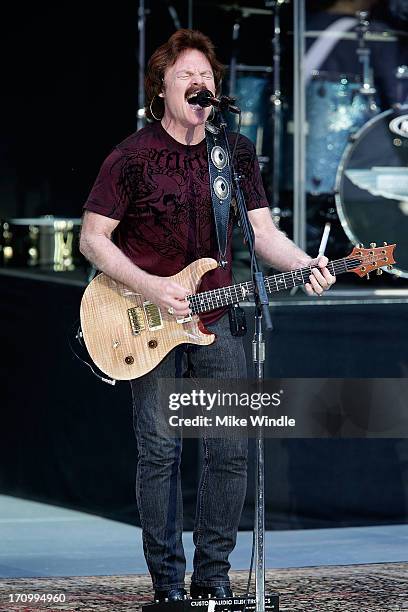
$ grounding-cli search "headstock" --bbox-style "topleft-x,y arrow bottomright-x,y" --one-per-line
346,243 -> 396,278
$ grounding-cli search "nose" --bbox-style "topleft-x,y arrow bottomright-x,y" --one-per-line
190,71 -> 205,87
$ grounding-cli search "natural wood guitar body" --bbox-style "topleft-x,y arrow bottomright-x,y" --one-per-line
80,258 -> 218,380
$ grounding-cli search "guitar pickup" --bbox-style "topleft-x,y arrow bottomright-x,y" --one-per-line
143,302 -> 163,331
176,314 -> 193,324
128,306 -> 145,336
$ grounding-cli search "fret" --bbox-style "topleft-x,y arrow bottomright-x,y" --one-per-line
276,273 -> 286,291
240,283 -> 250,301
191,255 -> 364,315
290,269 -> 301,287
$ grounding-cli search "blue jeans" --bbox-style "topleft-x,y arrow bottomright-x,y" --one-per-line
130,315 -> 248,590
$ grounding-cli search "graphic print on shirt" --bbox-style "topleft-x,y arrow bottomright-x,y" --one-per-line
114,146 -> 213,262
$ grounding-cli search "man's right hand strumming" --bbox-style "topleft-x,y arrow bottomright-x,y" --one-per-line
141,276 -> 191,317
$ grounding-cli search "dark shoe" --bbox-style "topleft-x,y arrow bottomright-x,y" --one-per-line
154,587 -> 187,602
190,584 -> 233,599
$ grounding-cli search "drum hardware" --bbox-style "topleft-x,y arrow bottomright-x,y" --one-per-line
1,222 -> 14,265
224,1 -> 274,159
216,3 -> 274,18
268,0 -> 288,223
355,11 -> 377,106
395,65 -> 408,104
4,216 -> 82,271
304,29 -> 404,43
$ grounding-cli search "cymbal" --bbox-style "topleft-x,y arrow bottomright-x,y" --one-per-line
196,2 -> 273,17
305,29 -> 406,42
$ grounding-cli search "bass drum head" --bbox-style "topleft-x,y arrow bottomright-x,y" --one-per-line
335,107 -> 408,278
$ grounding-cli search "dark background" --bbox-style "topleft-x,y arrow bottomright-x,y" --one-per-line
1,0 -> 406,220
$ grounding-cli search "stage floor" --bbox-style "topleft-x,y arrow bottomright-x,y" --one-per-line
1,495 -> 407,579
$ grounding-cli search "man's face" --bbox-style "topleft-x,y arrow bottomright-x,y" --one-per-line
160,48 -> 216,129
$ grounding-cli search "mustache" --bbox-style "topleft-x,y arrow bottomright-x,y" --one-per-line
185,85 -> 214,100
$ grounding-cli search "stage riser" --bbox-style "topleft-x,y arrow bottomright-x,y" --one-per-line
0,274 -> 407,528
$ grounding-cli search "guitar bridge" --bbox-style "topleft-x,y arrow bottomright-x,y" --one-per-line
143,302 -> 163,331
128,306 -> 145,336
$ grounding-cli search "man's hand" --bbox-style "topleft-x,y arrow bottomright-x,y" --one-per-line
304,255 -> 336,296
142,276 -> 191,317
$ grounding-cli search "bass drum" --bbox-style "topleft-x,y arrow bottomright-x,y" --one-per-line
335,107 -> 408,278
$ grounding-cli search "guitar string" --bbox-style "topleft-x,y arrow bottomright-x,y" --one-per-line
187,255 -> 391,314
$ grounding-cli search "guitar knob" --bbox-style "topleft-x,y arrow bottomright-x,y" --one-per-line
370,242 -> 377,248
387,265 -> 393,271
383,241 -> 388,246
358,243 -> 364,248
376,268 -> 383,275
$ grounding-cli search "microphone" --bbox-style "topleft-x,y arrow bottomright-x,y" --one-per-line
188,90 -> 241,115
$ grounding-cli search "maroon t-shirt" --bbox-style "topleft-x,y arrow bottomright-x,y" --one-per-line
84,121 -> 269,325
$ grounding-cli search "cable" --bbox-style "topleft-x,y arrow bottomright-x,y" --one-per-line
231,109 -> 242,168
67,320 -> 116,386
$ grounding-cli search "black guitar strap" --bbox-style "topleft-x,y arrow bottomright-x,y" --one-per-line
205,121 -> 233,269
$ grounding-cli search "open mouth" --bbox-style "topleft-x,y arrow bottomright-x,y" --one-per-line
185,88 -> 207,111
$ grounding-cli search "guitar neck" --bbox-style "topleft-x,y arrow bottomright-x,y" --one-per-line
189,256 -> 360,315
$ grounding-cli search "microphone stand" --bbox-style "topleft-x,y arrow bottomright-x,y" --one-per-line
216,103 -> 273,612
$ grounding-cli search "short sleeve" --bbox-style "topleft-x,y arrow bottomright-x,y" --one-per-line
83,147 -> 130,220
233,135 -> 270,211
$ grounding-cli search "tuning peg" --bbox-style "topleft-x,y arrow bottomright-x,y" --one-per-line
383,241 -> 388,246
387,265 -> 393,271
366,273 -> 370,280
370,242 -> 377,248
376,268 -> 383,275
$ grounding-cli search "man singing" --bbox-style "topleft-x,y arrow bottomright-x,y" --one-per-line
80,29 -> 335,602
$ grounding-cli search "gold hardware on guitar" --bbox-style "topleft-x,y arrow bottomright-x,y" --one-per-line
128,306 -> 145,336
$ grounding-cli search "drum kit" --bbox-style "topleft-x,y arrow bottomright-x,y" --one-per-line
223,2 -> 408,279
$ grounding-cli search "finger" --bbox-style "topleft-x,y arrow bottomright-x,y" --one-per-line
304,282 -> 315,296
169,284 -> 190,300
316,255 -> 329,268
309,275 -> 324,295
167,298 -> 191,317
311,267 -> 329,289
321,268 -> 336,285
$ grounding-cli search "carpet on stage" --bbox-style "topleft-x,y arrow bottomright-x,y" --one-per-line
0,563 -> 406,612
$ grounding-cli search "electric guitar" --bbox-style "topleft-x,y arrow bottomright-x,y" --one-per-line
80,244 -> 396,380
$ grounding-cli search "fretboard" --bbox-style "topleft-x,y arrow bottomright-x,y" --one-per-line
188,257 -> 361,315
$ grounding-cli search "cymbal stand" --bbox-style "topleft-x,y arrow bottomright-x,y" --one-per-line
356,10 -> 378,114
396,65 -> 408,105
228,13 -> 242,99
137,0 -> 148,131
265,1 -> 286,226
